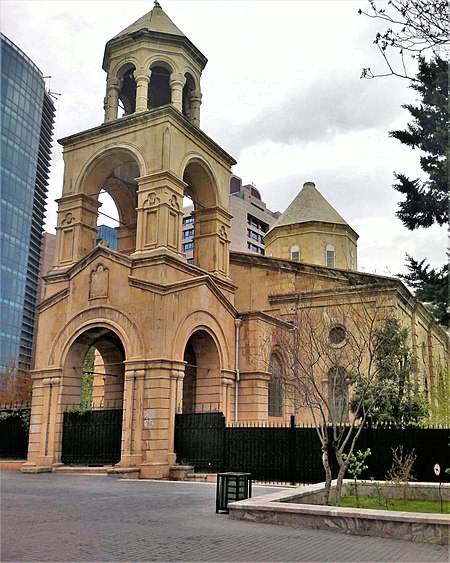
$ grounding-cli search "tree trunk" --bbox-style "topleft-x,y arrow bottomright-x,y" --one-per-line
335,462 -> 347,506
321,445 -> 333,505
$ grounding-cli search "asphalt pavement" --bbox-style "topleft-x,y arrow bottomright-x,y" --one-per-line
1,472 -> 447,562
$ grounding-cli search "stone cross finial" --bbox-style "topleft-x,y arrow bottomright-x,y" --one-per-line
154,0 -> 161,7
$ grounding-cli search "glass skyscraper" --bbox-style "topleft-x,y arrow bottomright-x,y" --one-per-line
1,34 -> 55,372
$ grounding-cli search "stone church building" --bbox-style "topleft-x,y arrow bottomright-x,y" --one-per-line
24,4 -> 448,478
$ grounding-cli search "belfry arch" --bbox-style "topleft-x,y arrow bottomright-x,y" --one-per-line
55,148 -> 143,266
182,158 -> 230,274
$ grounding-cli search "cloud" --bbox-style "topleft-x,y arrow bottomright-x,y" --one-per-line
206,69 -> 413,159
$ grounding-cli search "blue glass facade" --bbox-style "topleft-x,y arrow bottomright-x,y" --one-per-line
1,34 -> 55,371
96,225 -> 118,251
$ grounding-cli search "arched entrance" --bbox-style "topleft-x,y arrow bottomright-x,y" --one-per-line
182,330 -> 222,413
60,327 -> 126,466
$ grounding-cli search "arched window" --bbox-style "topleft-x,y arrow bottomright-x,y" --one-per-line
290,244 -> 300,261
268,354 -> 283,417
325,244 -> 335,268
328,366 -> 349,423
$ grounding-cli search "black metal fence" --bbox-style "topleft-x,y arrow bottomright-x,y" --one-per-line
61,408 -> 123,465
174,413 -> 449,484
0,408 -> 30,459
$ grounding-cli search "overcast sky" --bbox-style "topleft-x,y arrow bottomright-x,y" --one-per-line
1,0 -> 446,276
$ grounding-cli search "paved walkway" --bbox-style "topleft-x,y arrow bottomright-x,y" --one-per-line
1,472 -> 447,562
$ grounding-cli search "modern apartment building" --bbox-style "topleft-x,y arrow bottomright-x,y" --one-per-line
0,34 -> 55,372
182,175 -> 280,262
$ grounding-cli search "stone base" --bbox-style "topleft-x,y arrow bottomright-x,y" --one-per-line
139,462 -> 170,480
107,467 -> 141,479
169,465 -> 194,480
0,460 -> 26,471
187,472 -> 217,483
21,463 -> 52,474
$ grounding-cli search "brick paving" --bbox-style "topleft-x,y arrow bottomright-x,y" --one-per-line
1,472 -> 447,562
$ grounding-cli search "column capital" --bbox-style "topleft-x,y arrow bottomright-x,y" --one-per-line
134,68 -> 151,83
169,73 -> 186,87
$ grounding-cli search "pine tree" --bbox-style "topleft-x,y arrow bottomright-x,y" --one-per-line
389,56 -> 448,326
390,56 -> 448,229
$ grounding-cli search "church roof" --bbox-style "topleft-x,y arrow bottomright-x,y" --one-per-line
270,182 -> 350,230
112,3 -> 186,39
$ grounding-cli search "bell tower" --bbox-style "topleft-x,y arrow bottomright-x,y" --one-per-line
102,1 -> 205,127
27,3 -> 238,479
53,1 -> 235,275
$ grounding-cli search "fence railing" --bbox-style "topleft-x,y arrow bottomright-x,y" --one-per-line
0,407 -> 30,459
174,414 -> 450,484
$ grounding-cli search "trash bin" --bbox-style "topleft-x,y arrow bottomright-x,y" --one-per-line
216,472 -> 252,513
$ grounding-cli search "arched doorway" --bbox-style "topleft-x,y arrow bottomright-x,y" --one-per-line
182,330 -> 222,413
60,327 -> 126,466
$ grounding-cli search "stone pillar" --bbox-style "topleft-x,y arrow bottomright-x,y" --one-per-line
238,372 -> 270,422
121,369 -> 145,468
104,77 -> 121,122
22,371 -> 63,472
190,90 -> 202,127
221,372 -> 235,422
134,68 -> 151,113
134,171 -> 186,258
192,206 -> 231,276
54,194 -> 100,268
167,369 -> 184,464
116,223 -> 137,255
169,73 -> 186,113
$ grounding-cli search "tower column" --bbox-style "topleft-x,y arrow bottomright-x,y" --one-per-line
104,77 -> 121,122
193,206 -> 231,276
134,69 -> 151,113
169,73 -> 186,113
54,194 -> 100,268
134,171 -> 186,258
190,90 -> 202,127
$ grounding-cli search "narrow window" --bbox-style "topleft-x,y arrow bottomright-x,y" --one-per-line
291,245 -> 300,261
268,355 -> 283,417
326,244 -> 335,268
328,366 -> 348,423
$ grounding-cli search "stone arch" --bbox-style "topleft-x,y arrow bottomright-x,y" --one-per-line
172,309 -> 230,369
180,155 -> 219,209
74,144 -> 146,255
114,61 -> 138,116
49,306 -> 144,367
76,143 -> 146,196
147,59 -> 174,110
174,311 -> 229,414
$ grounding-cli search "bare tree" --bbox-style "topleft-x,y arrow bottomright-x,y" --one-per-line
270,288 -> 400,505
359,0 -> 449,80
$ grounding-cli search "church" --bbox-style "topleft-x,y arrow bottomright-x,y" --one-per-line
23,3 -> 448,478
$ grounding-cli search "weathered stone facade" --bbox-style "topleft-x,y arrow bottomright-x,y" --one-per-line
24,4 -> 448,478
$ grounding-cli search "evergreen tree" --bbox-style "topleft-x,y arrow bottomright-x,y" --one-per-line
390,56 -> 448,229
389,56 -> 448,326
351,317 -> 427,426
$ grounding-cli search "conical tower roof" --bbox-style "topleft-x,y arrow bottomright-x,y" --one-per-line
270,182 -> 350,230
112,2 -> 185,39
103,2 -> 207,71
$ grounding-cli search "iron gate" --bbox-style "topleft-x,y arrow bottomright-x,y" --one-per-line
61,408 -> 123,465
174,412 -> 225,472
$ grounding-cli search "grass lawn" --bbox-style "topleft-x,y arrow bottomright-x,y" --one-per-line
340,495 -> 449,514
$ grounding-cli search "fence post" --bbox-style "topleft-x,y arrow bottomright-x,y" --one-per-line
289,415 -> 296,485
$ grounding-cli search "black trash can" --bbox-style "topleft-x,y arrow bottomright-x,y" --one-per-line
216,472 -> 252,513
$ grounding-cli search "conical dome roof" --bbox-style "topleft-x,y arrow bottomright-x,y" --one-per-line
270,182 -> 350,230
112,2 -> 186,39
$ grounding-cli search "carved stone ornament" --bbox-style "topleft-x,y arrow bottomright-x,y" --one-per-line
89,263 -> 109,299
